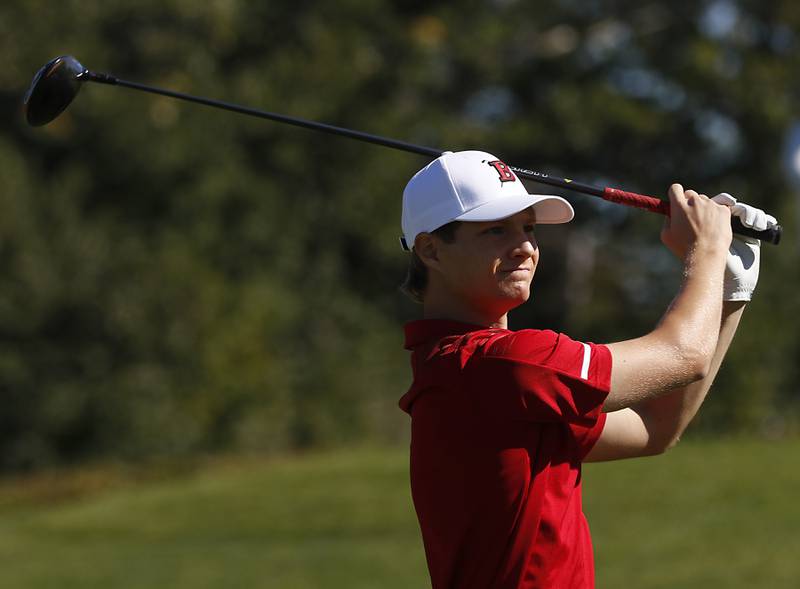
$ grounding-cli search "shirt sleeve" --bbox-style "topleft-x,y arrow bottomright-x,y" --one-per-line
571,411 -> 607,460
466,330 -> 612,426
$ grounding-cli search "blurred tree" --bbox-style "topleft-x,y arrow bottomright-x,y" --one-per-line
0,0 -> 797,471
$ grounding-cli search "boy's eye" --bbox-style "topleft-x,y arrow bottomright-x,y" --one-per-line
484,226 -> 505,235
523,224 -> 536,233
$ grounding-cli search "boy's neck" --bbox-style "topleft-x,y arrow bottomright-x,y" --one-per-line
422,297 -> 509,330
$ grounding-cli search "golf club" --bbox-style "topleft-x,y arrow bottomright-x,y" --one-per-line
23,55 -> 782,245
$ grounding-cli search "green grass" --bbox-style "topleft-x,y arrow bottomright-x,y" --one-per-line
584,437 -> 800,588
0,438 -> 798,588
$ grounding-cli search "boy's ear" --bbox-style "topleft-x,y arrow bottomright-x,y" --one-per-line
414,233 -> 441,271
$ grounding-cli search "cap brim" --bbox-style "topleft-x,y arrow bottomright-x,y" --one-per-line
454,193 -> 574,224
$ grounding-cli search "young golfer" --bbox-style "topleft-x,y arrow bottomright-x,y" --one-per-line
398,150 -> 776,588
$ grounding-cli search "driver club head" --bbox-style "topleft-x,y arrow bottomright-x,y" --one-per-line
23,55 -> 88,127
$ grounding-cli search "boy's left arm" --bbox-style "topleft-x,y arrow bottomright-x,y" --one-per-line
585,301 -> 744,462
585,197 -> 774,462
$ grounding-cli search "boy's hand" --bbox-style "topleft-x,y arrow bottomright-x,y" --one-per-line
712,193 -> 778,301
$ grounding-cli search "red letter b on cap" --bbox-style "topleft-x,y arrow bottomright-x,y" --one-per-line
489,160 -> 516,182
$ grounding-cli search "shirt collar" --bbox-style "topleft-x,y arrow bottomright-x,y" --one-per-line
403,319 -> 498,350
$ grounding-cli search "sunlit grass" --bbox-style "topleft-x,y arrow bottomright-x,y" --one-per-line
585,436 -> 800,588
0,438 -> 797,588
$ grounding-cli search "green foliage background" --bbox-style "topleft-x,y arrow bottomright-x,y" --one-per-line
1,0 -> 799,471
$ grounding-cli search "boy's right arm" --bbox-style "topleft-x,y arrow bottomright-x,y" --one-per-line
603,183 -> 732,412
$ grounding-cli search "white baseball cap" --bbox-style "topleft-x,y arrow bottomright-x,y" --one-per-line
400,150 -> 574,250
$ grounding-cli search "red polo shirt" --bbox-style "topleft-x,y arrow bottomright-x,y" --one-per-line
399,320 -> 612,589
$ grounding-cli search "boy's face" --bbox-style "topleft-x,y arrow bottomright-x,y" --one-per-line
432,208 -> 539,316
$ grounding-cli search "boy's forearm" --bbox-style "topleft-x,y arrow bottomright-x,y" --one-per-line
656,243 -> 727,369
634,301 -> 746,449
605,244 -> 728,412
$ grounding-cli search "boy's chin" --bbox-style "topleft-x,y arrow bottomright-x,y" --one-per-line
499,288 -> 531,309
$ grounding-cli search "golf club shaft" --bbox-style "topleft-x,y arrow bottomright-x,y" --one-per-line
85,71 -> 443,158
82,71 -> 781,244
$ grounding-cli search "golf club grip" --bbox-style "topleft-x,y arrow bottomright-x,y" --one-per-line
730,217 -> 782,244
602,187 -> 669,214
602,188 -> 782,244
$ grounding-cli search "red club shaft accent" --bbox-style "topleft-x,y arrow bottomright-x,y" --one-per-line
602,188 -> 670,215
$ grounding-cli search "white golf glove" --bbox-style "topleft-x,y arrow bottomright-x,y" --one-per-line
711,193 -> 778,302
